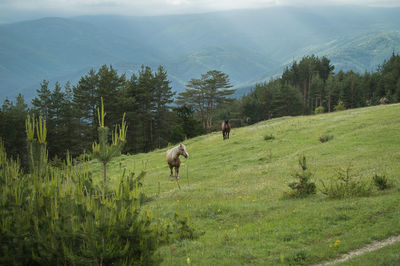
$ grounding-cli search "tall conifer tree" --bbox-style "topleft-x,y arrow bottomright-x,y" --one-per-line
177,70 -> 235,132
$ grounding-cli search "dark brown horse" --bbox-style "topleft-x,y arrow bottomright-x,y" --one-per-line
222,120 -> 230,140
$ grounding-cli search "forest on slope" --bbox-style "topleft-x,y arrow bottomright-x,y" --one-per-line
1,53 -> 400,166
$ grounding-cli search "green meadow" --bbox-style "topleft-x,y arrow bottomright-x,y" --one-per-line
93,104 -> 400,265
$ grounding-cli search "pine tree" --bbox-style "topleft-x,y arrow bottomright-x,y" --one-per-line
342,71 -> 363,108
96,65 -> 126,127
47,82 -> 65,158
325,73 -> 338,112
274,82 -> 303,117
59,82 -> 80,156
176,77 -> 207,128
309,74 -> 325,111
120,73 -> 140,153
0,94 -> 28,162
32,80 -> 51,119
378,52 -> 400,102
72,66 -> 126,152
362,72 -> 380,105
25,113 -> 47,177
153,66 -> 175,148
177,70 -> 235,132
172,105 -> 204,142
136,65 -> 156,152
203,70 -> 235,131
92,97 -> 127,194
73,69 -> 98,151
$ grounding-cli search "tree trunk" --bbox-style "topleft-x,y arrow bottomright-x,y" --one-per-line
303,80 -> 307,113
328,93 -> 331,112
103,161 -> 107,193
150,118 -> 153,149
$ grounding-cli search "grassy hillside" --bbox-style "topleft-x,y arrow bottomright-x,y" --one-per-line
91,104 -> 400,265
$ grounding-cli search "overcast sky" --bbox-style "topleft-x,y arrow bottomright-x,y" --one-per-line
1,0 -> 399,23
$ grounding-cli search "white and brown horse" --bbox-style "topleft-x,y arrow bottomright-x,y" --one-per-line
166,144 -> 189,180
222,120 -> 230,140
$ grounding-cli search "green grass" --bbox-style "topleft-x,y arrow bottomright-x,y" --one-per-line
91,104 -> 400,265
336,240 -> 400,266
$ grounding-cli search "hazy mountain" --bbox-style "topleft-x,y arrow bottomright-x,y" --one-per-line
0,17 -> 161,100
233,30 -> 400,96
113,46 -> 277,92
1,6 -> 400,102
300,30 -> 400,72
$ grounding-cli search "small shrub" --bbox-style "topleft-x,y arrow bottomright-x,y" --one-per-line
334,100 -> 346,111
315,106 -> 325,114
264,134 -> 275,141
285,250 -> 309,265
379,96 -> 389,105
74,152 -> 92,164
287,155 -> 316,197
319,134 -> 334,143
320,165 -> 373,199
373,174 -> 391,190
172,212 -> 201,240
49,155 -> 64,168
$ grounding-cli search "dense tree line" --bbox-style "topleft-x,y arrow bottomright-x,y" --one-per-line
237,53 -> 400,125
0,65 -> 204,164
1,53 -> 400,164
0,94 -> 28,162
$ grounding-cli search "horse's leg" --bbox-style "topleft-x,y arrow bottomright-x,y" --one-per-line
175,165 -> 180,180
227,131 -> 230,139
169,165 -> 174,178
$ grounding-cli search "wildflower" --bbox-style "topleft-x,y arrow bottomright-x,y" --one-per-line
170,246 -> 176,252
187,257 -> 191,264
334,240 -> 340,247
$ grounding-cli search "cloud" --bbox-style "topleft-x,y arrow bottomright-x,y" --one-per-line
0,0 -> 399,23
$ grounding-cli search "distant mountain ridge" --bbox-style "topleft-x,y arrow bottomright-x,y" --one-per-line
1,6 -> 400,101
301,30 -> 400,72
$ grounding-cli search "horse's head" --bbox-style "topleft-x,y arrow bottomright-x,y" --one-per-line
225,120 -> 229,124
179,144 -> 189,158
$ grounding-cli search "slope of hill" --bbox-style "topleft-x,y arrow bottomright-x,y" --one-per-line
95,104 -> 400,265
114,46 -> 278,91
1,6 -> 400,101
0,17 -> 160,100
299,30 -> 400,73
234,29 -> 400,96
